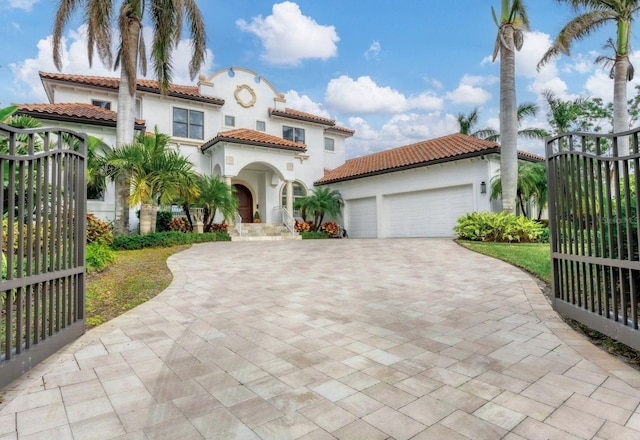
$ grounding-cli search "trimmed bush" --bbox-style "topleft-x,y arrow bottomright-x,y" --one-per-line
111,231 -> 230,250
301,231 -> 330,239
455,211 -> 545,243
86,214 -> 113,246
156,210 -> 173,232
320,221 -> 340,236
295,220 -> 311,232
86,242 -> 116,272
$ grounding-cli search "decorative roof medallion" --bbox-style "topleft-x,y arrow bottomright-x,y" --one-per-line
234,84 -> 257,108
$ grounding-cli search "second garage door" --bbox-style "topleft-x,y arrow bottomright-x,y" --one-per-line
383,185 -> 473,237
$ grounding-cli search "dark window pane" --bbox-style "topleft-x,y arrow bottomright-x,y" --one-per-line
173,107 -> 188,123
174,122 -> 188,138
190,110 -> 204,125
295,128 -> 305,143
283,126 -> 293,141
191,125 -> 204,139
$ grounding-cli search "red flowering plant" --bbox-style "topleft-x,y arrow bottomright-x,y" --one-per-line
320,221 -> 340,236
295,220 -> 311,232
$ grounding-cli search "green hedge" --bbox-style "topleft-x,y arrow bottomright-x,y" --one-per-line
111,231 -> 230,250
454,211 -> 546,243
301,231 -> 330,239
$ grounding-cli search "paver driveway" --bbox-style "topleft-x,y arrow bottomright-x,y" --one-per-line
1,239 -> 640,439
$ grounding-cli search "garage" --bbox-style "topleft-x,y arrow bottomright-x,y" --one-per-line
346,197 -> 378,238
382,185 -> 474,237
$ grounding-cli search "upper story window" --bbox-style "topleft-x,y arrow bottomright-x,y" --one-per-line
224,115 -> 236,127
256,120 -> 266,132
283,126 -> 305,144
173,107 -> 204,139
324,137 -> 335,152
91,99 -> 111,110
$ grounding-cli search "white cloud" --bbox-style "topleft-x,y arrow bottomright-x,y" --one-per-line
445,75 -> 495,105
1,0 -> 39,11
9,25 -> 214,102
345,112 -> 458,157
283,90 -> 331,119
325,75 -> 442,114
364,40 -> 381,60
236,1 -> 339,66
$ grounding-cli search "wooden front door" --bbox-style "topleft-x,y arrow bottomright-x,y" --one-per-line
234,184 -> 253,223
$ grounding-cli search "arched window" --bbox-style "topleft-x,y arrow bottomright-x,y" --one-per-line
281,181 -> 307,215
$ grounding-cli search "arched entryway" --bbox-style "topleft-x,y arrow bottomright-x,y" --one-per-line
234,184 -> 253,223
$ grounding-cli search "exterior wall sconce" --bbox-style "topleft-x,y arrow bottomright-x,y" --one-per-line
480,181 -> 487,194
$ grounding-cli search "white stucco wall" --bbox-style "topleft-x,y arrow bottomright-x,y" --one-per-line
327,156 -> 495,238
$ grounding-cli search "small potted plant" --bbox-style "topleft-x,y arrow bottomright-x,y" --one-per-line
253,210 -> 261,223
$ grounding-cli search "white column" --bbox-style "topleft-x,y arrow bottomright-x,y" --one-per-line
225,176 -> 234,225
286,180 -> 294,216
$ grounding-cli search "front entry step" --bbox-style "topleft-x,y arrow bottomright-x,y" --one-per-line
229,223 -> 301,241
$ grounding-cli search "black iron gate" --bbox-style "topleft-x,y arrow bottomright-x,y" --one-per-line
0,123 -> 86,388
547,128 -> 640,351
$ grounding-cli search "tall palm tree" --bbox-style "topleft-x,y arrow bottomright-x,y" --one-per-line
52,0 -> 207,234
538,0 -> 640,157
491,0 -> 530,214
481,102 -> 548,142
107,126 -> 199,234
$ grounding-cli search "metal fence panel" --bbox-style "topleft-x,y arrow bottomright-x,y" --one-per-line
0,123 -> 86,388
547,128 -> 640,350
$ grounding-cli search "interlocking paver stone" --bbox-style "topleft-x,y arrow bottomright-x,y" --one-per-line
2,239 -> 640,439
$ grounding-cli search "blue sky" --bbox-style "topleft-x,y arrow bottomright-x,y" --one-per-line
0,0 -> 636,157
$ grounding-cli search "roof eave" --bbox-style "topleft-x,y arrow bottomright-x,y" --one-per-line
315,148 -> 499,186
202,136 -> 307,153
269,109 -> 335,127
18,110 -> 146,131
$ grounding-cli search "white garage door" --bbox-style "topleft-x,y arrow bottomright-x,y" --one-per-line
383,185 -> 473,237
346,197 -> 377,238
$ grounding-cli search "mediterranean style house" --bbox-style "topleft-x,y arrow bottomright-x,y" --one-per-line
17,67 -> 542,238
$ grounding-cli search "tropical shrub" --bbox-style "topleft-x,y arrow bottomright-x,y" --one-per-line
455,211 -> 544,243
156,210 -> 173,232
86,214 -> 113,246
86,242 -> 116,272
295,220 -> 311,232
206,223 -> 228,233
320,221 -> 340,236
168,218 -> 192,233
1,253 -> 6,279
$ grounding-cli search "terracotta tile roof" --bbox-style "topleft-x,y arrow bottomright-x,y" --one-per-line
325,125 -> 355,136
201,128 -> 307,153
315,133 -> 542,185
17,103 -> 146,130
39,72 -> 225,105
270,108 -> 335,126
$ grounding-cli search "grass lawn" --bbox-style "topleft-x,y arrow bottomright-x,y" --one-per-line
457,241 -> 551,284
85,245 -> 189,328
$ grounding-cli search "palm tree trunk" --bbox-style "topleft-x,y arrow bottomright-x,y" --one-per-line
613,55 -> 630,157
113,17 -> 142,235
139,203 -> 158,234
499,26 -> 518,215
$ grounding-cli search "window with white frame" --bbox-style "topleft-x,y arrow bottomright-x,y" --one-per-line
173,107 -> 204,139
91,99 -> 111,110
281,181 -> 307,214
324,137 -> 335,152
224,115 -> 236,127
256,120 -> 266,131
283,125 -> 305,144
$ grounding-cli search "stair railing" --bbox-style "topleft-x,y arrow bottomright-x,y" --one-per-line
272,206 -> 296,238
234,212 -> 242,237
